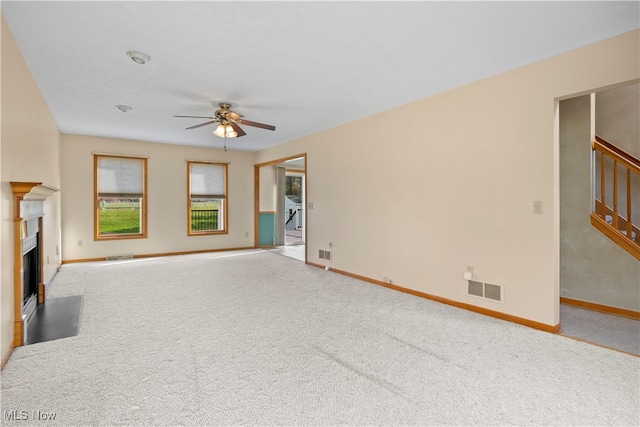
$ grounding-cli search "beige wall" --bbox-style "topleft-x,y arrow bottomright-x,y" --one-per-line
559,94 -> 639,310
1,16 -> 62,360
60,135 -> 255,261
256,30 -> 640,327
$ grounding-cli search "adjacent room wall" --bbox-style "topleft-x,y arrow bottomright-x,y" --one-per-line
255,30 -> 640,327
259,166 -> 277,212
60,135 -> 256,261
1,15 -> 62,361
596,82 -> 640,157
559,93 -> 639,310
257,166 -> 277,246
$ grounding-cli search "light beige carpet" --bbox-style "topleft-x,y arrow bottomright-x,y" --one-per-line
1,249 -> 638,425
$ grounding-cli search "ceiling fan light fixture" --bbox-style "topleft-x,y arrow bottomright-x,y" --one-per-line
213,124 -> 237,138
126,51 -> 151,64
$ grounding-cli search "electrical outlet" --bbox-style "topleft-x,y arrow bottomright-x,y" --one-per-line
77,240 -> 82,247
382,276 -> 391,284
308,202 -> 314,210
245,232 -> 249,237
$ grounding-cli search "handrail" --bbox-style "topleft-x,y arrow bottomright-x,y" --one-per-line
592,135 -> 640,173
591,135 -> 639,261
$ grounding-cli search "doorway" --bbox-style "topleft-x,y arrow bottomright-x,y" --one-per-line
284,169 -> 305,246
255,154 -> 307,262
558,82 -> 639,355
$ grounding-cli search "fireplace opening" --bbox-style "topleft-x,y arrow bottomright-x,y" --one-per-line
22,232 -> 40,322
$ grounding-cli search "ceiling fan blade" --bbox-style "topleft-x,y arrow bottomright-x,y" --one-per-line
238,119 -> 276,131
174,115 -> 215,119
185,120 -> 218,130
229,122 -> 246,137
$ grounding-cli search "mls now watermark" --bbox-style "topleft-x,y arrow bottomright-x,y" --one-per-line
3,409 -> 57,421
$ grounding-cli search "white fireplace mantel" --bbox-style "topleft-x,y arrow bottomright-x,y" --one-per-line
11,182 -> 59,219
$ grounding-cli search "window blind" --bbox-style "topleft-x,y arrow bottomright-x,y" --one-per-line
97,156 -> 144,197
190,163 -> 226,198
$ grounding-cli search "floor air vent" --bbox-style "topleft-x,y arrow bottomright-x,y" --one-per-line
318,249 -> 331,261
467,280 -> 503,303
106,254 -> 134,261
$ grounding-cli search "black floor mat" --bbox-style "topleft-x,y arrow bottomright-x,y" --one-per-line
26,295 -> 82,344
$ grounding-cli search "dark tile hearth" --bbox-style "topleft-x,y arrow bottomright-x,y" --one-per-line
26,295 -> 82,345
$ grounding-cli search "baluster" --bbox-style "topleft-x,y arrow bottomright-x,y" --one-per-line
600,151 -> 606,218
613,161 -> 618,229
627,169 -> 633,240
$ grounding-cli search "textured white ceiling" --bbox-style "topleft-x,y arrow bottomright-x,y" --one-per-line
2,1 -> 639,151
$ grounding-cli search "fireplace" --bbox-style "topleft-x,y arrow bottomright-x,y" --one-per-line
11,182 -> 59,347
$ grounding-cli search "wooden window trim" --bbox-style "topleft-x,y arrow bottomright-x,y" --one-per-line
94,154 -> 148,241
187,161 -> 229,236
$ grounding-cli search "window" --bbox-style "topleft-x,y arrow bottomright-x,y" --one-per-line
94,154 -> 147,240
188,161 -> 228,235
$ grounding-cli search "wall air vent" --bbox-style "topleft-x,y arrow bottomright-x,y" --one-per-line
467,280 -> 504,303
484,283 -> 502,302
468,280 -> 484,298
318,249 -> 331,261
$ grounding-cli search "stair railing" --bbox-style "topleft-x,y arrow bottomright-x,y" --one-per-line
591,135 -> 640,260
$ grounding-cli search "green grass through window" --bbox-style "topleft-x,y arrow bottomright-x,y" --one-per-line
99,199 -> 142,235
98,200 -> 222,235
99,208 -> 141,235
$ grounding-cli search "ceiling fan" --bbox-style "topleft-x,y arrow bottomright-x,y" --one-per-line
174,103 -> 276,140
